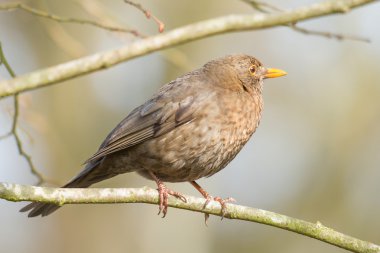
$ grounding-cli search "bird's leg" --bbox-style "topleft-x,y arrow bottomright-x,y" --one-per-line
149,171 -> 187,217
190,181 -> 235,219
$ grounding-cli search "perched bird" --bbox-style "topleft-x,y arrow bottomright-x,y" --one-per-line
20,54 -> 286,217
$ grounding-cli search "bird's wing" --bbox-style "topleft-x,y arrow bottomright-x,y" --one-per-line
84,92 -> 197,164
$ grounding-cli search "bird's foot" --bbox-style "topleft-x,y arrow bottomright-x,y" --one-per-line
156,182 -> 187,217
190,181 -> 235,223
204,195 -> 236,218
149,171 -> 187,217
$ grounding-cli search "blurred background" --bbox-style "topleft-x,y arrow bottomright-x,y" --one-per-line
1,0 -> 379,252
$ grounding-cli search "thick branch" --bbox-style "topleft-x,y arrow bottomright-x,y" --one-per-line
1,183 -> 379,253
0,0 -> 375,98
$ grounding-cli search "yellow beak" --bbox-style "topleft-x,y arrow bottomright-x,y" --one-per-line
264,68 -> 287,79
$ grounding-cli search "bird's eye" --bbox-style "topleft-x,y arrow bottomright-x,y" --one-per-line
249,65 -> 256,75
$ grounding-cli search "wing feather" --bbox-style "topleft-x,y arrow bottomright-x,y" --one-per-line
84,95 -> 196,164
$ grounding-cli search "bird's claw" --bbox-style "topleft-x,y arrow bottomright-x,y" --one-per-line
203,195 -> 236,223
157,184 -> 187,218
213,196 -> 235,219
189,181 -> 235,223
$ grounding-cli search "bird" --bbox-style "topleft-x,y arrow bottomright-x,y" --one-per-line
20,54 -> 286,218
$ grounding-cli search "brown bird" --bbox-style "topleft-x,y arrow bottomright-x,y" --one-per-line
20,54 -> 286,217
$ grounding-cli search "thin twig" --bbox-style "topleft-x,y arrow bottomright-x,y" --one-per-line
0,43 -> 45,185
241,0 -> 371,43
242,0 -> 283,12
0,44 -> 15,77
124,0 -> 165,32
0,2 -> 140,36
1,183 -> 379,253
0,132 -> 12,140
75,0 -> 144,38
77,0 -> 194,70
289,24 -> 371,42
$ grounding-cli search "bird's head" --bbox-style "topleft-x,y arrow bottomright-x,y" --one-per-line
203,54 -> 286,93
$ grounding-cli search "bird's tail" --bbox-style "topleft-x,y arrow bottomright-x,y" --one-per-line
20,161 -> 114,217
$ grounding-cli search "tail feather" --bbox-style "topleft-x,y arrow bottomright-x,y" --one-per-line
20,202 -> 61,217
20,161 -> 113,217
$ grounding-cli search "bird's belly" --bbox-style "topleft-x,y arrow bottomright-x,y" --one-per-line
135,113 -> 258,182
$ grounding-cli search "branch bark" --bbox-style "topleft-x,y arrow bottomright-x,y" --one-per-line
0,0 -> 375,98
1,182 -> 379,253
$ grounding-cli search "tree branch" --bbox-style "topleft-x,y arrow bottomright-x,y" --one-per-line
287,24 -> 370,42
241,0 -> 371,42
0,43 -> 47,184
76,0 -> 194,70
0,2 -> 141,36
1,182 -> 379,253
0,0 -> 375,99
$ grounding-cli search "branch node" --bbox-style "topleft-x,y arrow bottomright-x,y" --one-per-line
124,0 -> 165,33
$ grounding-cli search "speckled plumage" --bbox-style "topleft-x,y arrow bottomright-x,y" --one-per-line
20,54 -> 285,217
